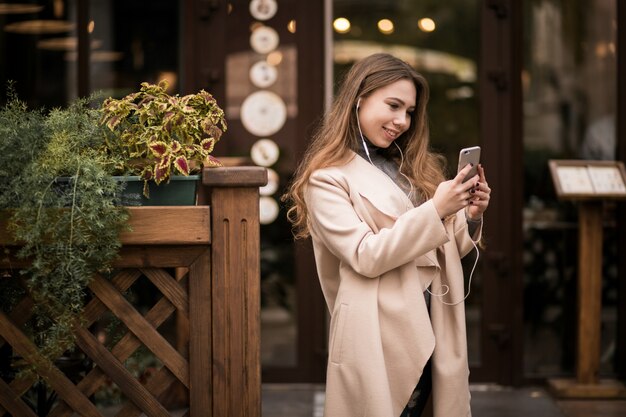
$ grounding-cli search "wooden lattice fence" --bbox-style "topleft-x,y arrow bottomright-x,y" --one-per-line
0,167 -> 266,417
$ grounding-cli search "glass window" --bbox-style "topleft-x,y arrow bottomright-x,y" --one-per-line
522,0 -> 617,378
0,0 -> 180,107
1,0 -> 76,107
89,0 -> 180,97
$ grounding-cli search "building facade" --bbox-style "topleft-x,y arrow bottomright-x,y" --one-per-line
1,0 -> 624,387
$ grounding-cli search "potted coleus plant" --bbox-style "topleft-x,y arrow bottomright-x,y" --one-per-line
98,80 -> 227,203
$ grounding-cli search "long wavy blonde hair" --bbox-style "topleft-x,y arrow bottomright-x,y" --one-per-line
283,53 -> 446,239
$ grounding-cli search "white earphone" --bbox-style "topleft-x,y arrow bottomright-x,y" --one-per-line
426,238 -> 479,306
355,97 -> 374,165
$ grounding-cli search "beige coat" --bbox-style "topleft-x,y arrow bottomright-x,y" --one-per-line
305,153 -> 481,417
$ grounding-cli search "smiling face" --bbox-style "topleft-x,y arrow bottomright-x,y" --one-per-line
357,78 -> 417,148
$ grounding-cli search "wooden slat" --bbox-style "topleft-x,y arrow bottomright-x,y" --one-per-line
0,374 -> 38,417
111,268 -> 190,417
170,268 -> 191,406
1,269 -> 139,417
0,296 -> 36,416
114,367 -> 179,417
0,297 -> 34,348
2,207 -> 211,246
73,327 -> 170,417
89,275 -> 190,387
141,268 -> 189,315
119,207 -> 210,245
113,246 -> 208,268
49,287 -> 180,417
202,166 -> 267,188
189,249 -> 212,417
0,311 -> 102,417
83,269 -> 142,323
0,378 -> 38,417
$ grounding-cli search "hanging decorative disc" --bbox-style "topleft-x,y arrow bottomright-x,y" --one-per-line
240,91 -> 287,137
259,168 -> 280,196
250,26 -> 279,54
259,196 -> 280,224
251,138 -> 280,167
249,60 -> 278,88
249,0 -> 278,21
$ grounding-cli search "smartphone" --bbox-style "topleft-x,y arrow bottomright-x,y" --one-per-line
457,146 -> 481,182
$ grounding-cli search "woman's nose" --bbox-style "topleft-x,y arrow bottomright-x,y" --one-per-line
394,114 -> 409,128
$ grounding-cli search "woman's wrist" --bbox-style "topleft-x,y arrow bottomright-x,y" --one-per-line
465,207 -> 483,222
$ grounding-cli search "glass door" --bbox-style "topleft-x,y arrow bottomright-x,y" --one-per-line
521,0 -> 618,379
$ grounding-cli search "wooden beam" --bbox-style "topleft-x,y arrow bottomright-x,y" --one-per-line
120,206 -> 211,245
1,206 -> 211,246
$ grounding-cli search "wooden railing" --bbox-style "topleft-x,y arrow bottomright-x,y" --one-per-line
0,166 -> 267,417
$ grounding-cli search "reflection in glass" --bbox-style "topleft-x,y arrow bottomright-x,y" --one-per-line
89,0 -> 180,98
522,0 -> 617,378
0,0 -> 75,107
0,0 -> 180,106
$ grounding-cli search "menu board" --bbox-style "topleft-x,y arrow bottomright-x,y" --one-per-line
549,160 -> 626,200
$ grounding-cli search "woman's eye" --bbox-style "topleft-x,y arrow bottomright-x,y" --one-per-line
388,103 -> 399,109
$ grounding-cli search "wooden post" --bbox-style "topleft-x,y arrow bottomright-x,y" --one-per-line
576,202 -> 603,384
201,167 -> 267,417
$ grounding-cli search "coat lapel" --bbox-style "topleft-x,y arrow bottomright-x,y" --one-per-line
346,152 -> 413,216
344,153 -> 440,269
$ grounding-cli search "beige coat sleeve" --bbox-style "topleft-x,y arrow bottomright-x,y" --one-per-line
306,170 -> 452,278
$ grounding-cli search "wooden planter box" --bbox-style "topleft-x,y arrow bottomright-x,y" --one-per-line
0,167 -> 267,417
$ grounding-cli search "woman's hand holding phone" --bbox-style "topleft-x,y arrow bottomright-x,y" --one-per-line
466,164 -> 491,220
432,164 -> 480,219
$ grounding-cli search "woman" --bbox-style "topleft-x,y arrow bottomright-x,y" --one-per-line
283,53 -> 491,416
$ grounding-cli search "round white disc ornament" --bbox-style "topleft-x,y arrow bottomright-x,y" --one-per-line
259,168 -> 280,196
249,0 -> 278,21
259,196 -> 280,224
250,138 -> 280,167
240,91 -> 287,137
250,26 -> 279,54
249,60 -> 278,88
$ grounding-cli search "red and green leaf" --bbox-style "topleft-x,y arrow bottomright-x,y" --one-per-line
204,155 -> 222,167
149,141 -> 168,157
174,156 -> 190,175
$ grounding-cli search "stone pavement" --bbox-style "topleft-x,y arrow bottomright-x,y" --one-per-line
262,383 -> 626,417
97,383 -> 626,416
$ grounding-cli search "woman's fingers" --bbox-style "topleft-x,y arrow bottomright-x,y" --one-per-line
467,164 -> 491,217
455,163 -> 474,184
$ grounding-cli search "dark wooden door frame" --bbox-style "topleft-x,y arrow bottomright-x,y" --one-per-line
478,0 -> 524,385
180,1 -> 226,98
617,0 -> 626,381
